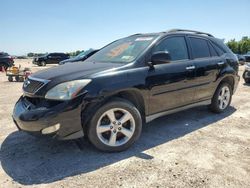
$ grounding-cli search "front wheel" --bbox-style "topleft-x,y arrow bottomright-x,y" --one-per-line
209,82 -> 232,113
40,61 -> 46,66
87,99 -> 142,152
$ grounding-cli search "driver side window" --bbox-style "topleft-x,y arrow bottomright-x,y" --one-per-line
153,36 -> 189,61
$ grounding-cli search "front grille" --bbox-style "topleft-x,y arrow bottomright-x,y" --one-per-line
25,96 -> 63,108
23,77 -> 49,94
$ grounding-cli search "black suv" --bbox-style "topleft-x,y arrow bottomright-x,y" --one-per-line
33,53 -> 69,66
59,49 -> 99,65
13,29 -> 239,152
0,52 -> 14,70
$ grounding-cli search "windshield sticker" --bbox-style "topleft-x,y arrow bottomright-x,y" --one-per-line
135,37 -> 154,41
107,42 -> 131,57
121,55 -> 133,60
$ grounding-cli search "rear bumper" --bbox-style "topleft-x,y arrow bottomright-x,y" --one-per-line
12,96 -> 84,140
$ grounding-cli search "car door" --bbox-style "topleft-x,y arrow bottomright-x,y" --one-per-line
53,53 -> 62,64
147,35 -> 197,115
57,53 -> 65,62
47,53 -> 55,64
187,36 -> 225,101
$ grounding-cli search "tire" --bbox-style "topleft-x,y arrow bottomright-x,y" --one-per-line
209,82 -> 232,113
15,76 -> 20,82
40,61 -> 46,66
87,98 -> 142,152
19,77 -> 24,82
244,78 -> 250,84
8,76 -> 13,82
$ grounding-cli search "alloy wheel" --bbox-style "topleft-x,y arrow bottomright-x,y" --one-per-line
218,85 -> 231,110
96,108 -> 135,147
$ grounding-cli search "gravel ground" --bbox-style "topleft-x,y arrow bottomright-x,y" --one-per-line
0,59 -> 249,188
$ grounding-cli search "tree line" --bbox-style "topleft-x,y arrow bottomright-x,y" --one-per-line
27,50 -> 83,57
226,36 -> 250,54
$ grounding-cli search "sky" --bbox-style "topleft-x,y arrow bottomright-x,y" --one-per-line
0,0 -> 250,55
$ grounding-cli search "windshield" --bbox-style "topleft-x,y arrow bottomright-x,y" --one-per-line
77,49 -> 94,58
86,35 -> 157,63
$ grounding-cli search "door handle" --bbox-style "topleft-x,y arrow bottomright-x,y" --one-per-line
217,62 -> 225,65
186,65 -> 195,70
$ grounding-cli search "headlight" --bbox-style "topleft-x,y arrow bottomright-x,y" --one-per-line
45,79 -> 91,100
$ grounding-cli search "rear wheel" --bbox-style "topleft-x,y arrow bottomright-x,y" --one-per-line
209,82 -> 232,113
15,76 -> 20,82
87,99 -> 142,152
8,76 -> 13,82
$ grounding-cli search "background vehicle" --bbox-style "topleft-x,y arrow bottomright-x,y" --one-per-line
243,52 -> 250,63
59,49 -> 99,65
13,29 -> 239,152
33,53 -> 69,66
0,52 -> 14,71
236,54 -> 246,65
243,53 -> 250,83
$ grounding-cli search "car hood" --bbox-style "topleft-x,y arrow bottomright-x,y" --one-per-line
31,61 -> 124,82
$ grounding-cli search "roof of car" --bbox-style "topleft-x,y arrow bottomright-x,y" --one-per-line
131,29 -> 215,39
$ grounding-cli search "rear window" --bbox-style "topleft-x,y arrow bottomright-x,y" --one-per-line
211,43 -> 225,56
208,42 -> 218,57
190,37 -> 210,59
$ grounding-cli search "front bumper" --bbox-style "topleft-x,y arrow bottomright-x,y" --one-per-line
12,96 -> 84,140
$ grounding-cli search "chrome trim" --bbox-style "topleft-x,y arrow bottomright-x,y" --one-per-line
23,76 -> 50,95
186,65 -> 195,70
146,100 -> 211,123
28,76 -> 50,83
217,62 -> 225,65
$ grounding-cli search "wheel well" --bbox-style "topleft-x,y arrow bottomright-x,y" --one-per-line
80,90 -> 146,135
114,90 -> 146,120
220,76 -> 234,91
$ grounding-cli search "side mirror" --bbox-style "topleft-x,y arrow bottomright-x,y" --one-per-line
151,51 -> 171,65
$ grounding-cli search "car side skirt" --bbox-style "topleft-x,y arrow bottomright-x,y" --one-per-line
146,99 -> 211,123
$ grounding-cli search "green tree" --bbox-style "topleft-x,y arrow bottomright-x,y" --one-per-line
226,36 -> 250,54
227,39 -> 238,53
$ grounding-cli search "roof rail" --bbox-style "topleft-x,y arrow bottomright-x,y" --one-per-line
167,29 -> 214,37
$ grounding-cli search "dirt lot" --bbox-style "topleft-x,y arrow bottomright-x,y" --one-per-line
0,59 -> 249,188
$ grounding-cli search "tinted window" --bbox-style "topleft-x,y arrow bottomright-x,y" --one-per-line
190,37 -> 210,59
211,43 -> 225,56
208,42 -> 218,57
153,36 -> 188,61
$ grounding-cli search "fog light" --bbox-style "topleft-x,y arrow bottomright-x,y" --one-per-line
42,124 -> 60,134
